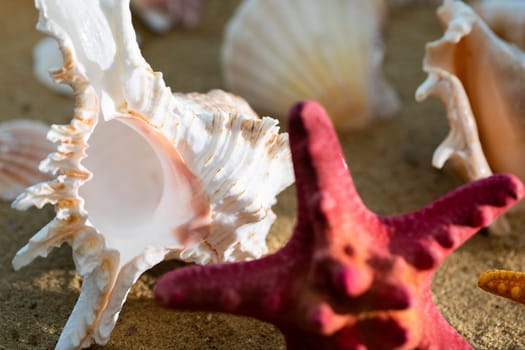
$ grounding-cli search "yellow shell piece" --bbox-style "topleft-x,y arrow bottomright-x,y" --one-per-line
478,270 -> 525,304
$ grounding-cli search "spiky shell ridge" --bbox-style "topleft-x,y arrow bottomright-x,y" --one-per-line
12,0 -> 293,348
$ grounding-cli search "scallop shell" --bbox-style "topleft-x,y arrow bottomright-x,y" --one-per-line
33,37 -> 73,95
131,0 -> 208,33
415,0 -> 525,234
0,120 -> 53,200
473,0 -> 525,50
221,0 -> 400,130
13,0 -> 293,348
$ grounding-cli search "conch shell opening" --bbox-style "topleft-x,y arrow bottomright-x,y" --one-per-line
80,117 -> 210,267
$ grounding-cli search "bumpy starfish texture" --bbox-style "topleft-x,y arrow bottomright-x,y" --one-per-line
155,101 -> 523,350
479,270 -> 525,304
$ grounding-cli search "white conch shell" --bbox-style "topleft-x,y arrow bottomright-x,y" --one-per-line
33,37 -> 73,95
13,0 -> 293,349
131,0 -> 208,33
473,0 -> 525,50
221,0 -> 400,130
0,120 -> 53,200
415,0 -> 525,235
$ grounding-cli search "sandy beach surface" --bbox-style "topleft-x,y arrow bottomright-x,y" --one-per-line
2,1 -> 525,349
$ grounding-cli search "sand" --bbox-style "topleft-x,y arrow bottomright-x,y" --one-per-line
1,1 -> 525,349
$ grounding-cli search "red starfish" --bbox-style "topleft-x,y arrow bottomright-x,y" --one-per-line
155,101 -> 523,350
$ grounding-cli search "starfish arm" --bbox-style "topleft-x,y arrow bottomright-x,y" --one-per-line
155,99 -> 489,349
155,235 -> 309,323
385,174 -> 523,270
287,101 -> 376,234
417,288 -> 473,349
288,101 -> 379,297
478,269 -> 525,304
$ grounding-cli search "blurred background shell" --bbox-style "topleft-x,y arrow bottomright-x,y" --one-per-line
33,37 -> 73,95
0,120 -> 53,201
473,0 -> 525,50
131,0 -> 208,33
221,0 -> 400,130
416,0 -> 525,234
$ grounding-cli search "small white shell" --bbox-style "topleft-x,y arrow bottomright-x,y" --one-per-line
131,0 -> 208,33
0,120 -> 53,201
389,0 -> 440,6
222,0 -> 400,129
33,37 -> 73,95
13,0 -> 293,348
416,0 -> 525,234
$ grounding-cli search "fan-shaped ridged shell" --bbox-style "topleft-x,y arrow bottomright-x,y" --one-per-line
222,0 -> 400,130
0,120 -> 53,200
12,0 -> 294,348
